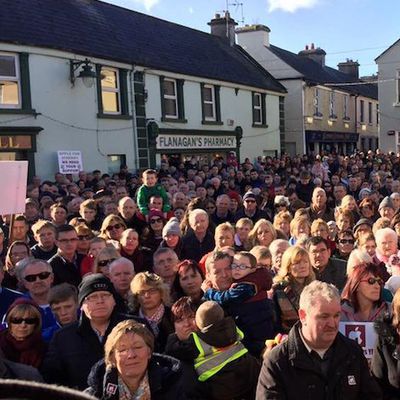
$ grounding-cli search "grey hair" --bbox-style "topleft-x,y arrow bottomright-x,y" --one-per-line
16,258 -> 52,282
375,227 -> 397,244
109,257 -> 135,274
269,239 -> 290,257
153,247 -> 178,265
299,280 -> 340,312
346,249 -> 373,276
188,208 -> 209,227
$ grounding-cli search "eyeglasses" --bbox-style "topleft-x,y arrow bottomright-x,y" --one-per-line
10,317 -> 38,325
137,287 -> 159,297
24,271 -> 52,282
78,235 -> 92,241
231,263 -> 255,270
106,223 -> 122,232
98,258 -> 116,267
58,238 -> 78,243
339,239 -> 355,244
361,277 -> 383,286
84,292 -> 113,303
150,218 -> 162,224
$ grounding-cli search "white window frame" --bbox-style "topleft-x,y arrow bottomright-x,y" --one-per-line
253,92 -> 262,125
203,84 -> 216,121
343,94 -> 350,120
163,78 -> 178,119
0,52 -> 21,109
100,66 -> 121,115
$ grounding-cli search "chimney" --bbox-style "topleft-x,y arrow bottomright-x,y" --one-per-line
208,11 -> 238,46
235,24 -> 271,48
338,59 -> 360,80
298,43 -> 326,66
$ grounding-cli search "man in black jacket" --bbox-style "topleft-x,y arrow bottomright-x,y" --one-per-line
256,281 -> 382,400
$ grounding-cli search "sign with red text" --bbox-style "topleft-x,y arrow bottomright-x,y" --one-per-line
0,161 -> 28,214
57,151 -> 83,174
339,322 -> 377,359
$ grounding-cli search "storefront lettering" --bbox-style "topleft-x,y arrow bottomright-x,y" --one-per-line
157,134 -> 236,150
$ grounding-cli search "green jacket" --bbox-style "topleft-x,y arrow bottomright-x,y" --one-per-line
136,184 -> 171,215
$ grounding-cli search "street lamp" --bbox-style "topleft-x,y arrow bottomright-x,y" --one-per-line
69,58 -> 98,88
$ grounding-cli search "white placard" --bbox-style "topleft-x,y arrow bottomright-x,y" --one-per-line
156,134 -> 236,150
57,151 -> 83,174
0,161 -> 28,215
339,321 -> 377,359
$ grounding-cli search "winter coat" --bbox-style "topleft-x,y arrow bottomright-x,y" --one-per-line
86,354 -> 185,400
256,322 -> 382,400
371,317 -> 400,400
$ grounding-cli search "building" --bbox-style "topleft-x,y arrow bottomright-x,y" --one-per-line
236,25 -> 379,156
0,2 -> 285,180
375,39 -> 400,152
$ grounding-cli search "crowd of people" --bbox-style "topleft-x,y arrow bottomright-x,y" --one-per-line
1,150 -> 400,399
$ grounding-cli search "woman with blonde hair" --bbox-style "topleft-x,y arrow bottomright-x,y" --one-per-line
273,211 -> 292,239
130,272 -> 174,352
99,214 -> 126,242
248,218 -> 277,248
272,246 -> 315,333
288,215 -> 310,245
340,194 -> 360,223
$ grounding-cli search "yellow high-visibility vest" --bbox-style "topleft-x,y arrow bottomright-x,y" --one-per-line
192,328 -> 248,382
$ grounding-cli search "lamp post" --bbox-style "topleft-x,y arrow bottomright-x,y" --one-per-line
69,59 -> 98,88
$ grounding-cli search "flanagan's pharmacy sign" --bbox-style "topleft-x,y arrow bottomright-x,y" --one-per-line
157,134 -> 236,150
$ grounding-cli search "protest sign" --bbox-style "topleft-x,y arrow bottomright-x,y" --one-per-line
339,321 -> 377,359
57,151 -> 83,174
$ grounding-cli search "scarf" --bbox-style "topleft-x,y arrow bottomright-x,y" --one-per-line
139,303 -> 165,337
0,330 -> 45,368
118,373 -> 151,400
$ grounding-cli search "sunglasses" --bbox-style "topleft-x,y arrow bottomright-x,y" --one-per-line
150,218 -> 162,224
231,263 -> 255,271
24,271 -> 52,282
98,258 -> 116,267
361,277 -> 383,286
244,199 -> 256,203
10,317 -> 38,325
106,223 -> 122,232
339,239 -> 355,244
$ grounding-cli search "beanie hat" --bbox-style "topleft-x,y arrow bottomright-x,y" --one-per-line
353,218 -> 373,234
274,195 -> 290,206
6,297 -> 41,316
358,188 -> 372,200
148,208 -> 165,221
379,196 -> 394,211
78,273 -> 116,306
243,191 -> 256,202
195,301 -> 224,330
162,217 -> 181,238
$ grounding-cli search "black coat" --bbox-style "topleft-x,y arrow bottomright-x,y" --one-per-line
256,323 -> 382,400
86,354 -> 186,400
49,252 -> 85,286
371,318 -> 400,400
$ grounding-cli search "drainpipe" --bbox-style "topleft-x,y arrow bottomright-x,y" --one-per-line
354,94 -> 358,154
129,65 -> 139,172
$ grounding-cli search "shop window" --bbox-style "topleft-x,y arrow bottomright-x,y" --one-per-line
107,154 -> 126,174
96,66 -> 129,118
0,52 -> 32,112
252,92 -> 267,127
160,77 -> 185,122
201,83 -> 221,124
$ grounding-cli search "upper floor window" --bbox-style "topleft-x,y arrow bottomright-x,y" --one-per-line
314,88 -> 322,117
96,66 -> 129,118
0,53 -> 20,108
252,92 -> 267,127
360,99 -> 365,123
368,102 -> 373,124
397,70 -> 400,104
343,94 -> 350,120
376,103 -> 380,125
201,83 -> 221,124
329,91 -> 336,119
160,77 -> 185,122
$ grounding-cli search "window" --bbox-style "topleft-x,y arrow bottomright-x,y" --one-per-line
397,70 -> 400,104
101,67 -> 120,114
368,102 -> 372,124
343,94 -> 350,120
329,91 -> 336,119
359,99 -> 365,123
252,92 -> 267,126
201,83 -> 221,124
376,103 -> 379,125
107,154 -> 126,174
0,53 -> 20,108
96,66 -> 129,118
160,77 -> 185,122
314,88 -> 322,117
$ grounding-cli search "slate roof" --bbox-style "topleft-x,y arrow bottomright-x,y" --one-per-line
0,0 -> 286,93
269,45 -> 377,99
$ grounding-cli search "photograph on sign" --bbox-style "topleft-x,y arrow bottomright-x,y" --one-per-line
0,161 -> 28,215
339,321 -> 377,359
57,151 -> 83,174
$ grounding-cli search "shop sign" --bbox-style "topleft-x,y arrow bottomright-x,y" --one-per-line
57,151 -> 83,174
339,322 -> 377,359
157,134 -> 236,150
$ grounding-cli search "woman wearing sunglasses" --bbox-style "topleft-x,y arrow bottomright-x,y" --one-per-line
93,246 -> 121,277
0,298 -> 45,368
140,209 -> 166,253
99,215 -> 126,243
341,263 -> 389,322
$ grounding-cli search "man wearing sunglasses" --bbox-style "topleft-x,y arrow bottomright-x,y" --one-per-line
234,191 -> 269,224
49,225 -> 85,287
17,259 -> 58,334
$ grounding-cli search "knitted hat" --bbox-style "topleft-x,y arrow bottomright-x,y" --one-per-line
379,196 -> 394,211
195,301 -> 224,330
243,191 -> 256,201
162,217 -> 181,238
148,208 -> 165,221
6,297 -> 41,316
274,195 -> 290,206
78,274 -> 116,306
358,188 -> 372,200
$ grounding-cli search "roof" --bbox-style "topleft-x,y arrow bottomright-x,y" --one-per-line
269,45 -> 377,99
0,0 -> 286,93
375,38 -> 400,62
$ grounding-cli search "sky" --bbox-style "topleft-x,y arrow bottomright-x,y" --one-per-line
106,0 -> 398,78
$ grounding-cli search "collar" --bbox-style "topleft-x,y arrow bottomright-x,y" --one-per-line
299,327 -> 329,358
